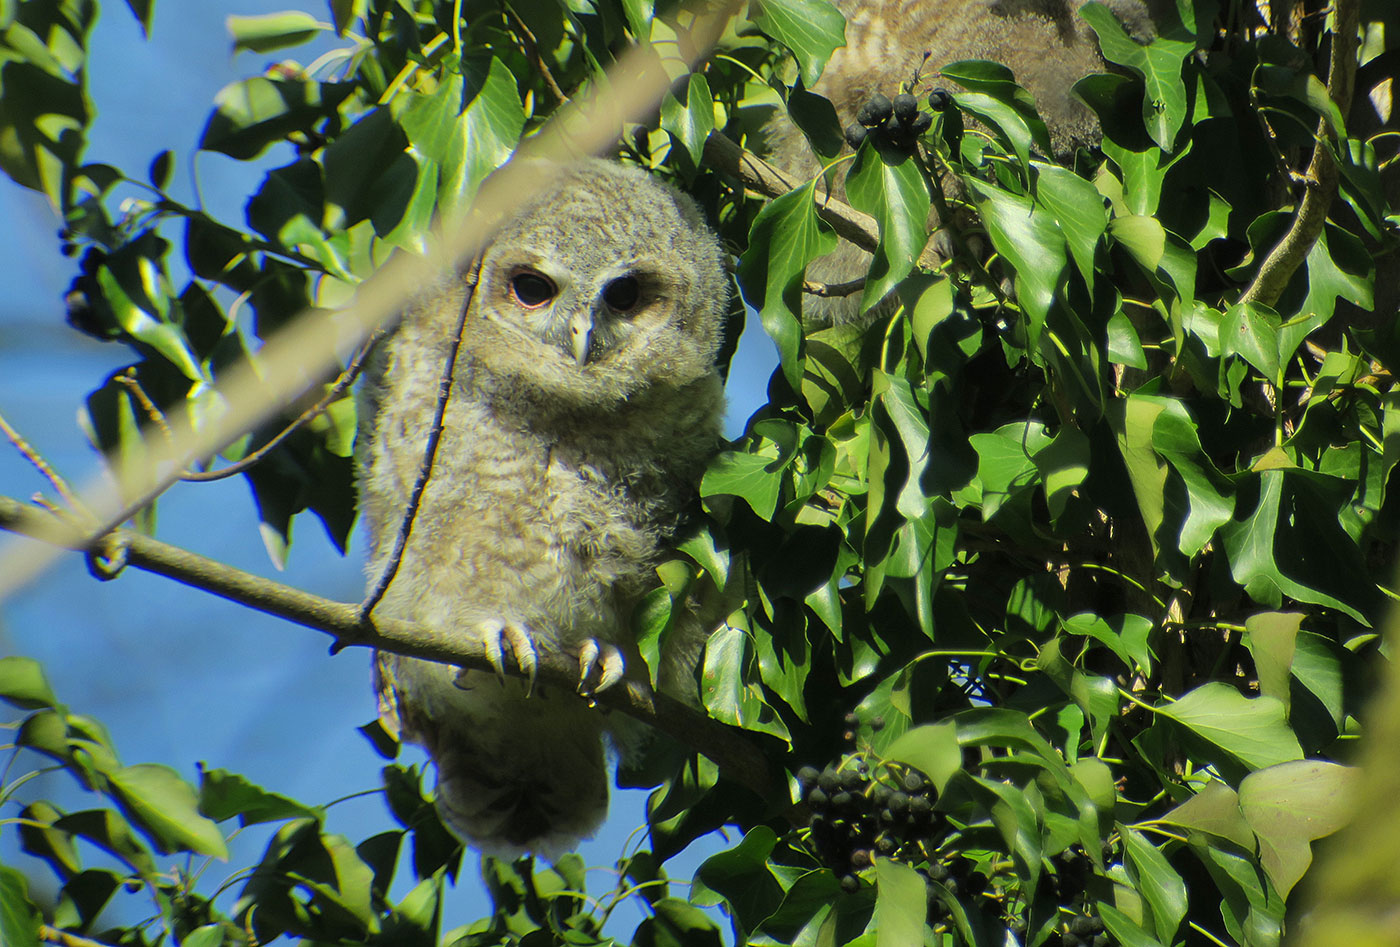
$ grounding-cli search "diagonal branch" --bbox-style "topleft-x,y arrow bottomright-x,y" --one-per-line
0,495 -> 780,801
702,130 -> 880,253
1237,0 -> 1360,309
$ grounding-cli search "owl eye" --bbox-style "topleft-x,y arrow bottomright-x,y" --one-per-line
602,276 -> 641,314
509,271 -> 556,308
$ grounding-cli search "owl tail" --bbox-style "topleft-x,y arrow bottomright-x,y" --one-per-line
379,656 -> 610,860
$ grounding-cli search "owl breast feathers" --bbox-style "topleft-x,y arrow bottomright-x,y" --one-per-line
357,159 -> 729,859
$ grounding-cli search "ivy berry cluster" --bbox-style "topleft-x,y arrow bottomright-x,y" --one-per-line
843,91 -> 934,150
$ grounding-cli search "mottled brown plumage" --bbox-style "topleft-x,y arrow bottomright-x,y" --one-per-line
357,160 -> 728,858
766,0 -> 1161,323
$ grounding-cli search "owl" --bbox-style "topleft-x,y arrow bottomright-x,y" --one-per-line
356,159 -> 729,858
765,0 -> 1163,324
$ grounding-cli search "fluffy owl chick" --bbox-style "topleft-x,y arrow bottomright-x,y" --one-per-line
357,159 -> 729,859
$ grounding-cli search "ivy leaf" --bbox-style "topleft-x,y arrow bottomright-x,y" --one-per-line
199,769 -> 322,826
226,12 -> 324,54
1156,683 -> 1302,771
0,864 -> 41,947
845,139 -> 931,314
0,656 -> 58,710
1121,826 -> 1187,943
737,180 -> 837,389
1243,612 -> 1304,713
1238,760 -> 1360,899
874,858 -> 927,947
1033,162 -> 1107,292
108,764 -> 230,859
1080,1 -> 1194,149
885,722 -> 961,793
200,78 -> 354,160
751,0 -> 846,87
660,73 -> 715,168
966,178 -> 1066,350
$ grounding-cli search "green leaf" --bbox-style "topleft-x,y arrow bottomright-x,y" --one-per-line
1220,301 -> 1282,382
1121,825 -> 1187,943
1034,162 -> 1107,292
200,78 -> 354,160
701,450 -> 784,520
1156,683 -> 1303,771
885,721 -> 961,794
660,73 -> 714,167
199,768 -> 322,826
1160,779 -> 1255,850
0,864 -> 41,947
750,0 -> 846,87
1220,468 -> 1382,625
874,858 -> 926,947
108,764 -> 230,859
701,622 -> 791,742
692,827 -> 783,939
1243,612 -> 1303,713
845,139 -> 931,314
227,11 -> 324,54
966,178 -> 1066,349
0,656 -> 58,709
1080,2 -> 1194,149
737,179 -> 836,389
1238,760 -> 1360,898
1097,901 -> 1165,947
18,801 -> 81,878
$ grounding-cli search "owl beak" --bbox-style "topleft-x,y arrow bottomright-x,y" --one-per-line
569,311 -> 594,365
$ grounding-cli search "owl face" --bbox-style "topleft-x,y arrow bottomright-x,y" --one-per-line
464,160 -> 729,406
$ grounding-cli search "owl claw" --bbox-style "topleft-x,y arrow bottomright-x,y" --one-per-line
577,639 -> 625,700
480,619 -> 539,694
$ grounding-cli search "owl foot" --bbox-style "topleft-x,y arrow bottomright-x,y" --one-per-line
576,639 -> 625,703
480,619 -> 539,694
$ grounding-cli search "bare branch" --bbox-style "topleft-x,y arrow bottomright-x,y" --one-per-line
702,131 -> 880,253
802,277 -> 866,297
1238,0 -> 1359,309
0,494 -> 779,801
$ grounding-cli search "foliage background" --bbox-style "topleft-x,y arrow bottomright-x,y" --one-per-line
1,0 -> 1398,945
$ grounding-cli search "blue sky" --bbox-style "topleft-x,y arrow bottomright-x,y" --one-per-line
0,1 -> 774,937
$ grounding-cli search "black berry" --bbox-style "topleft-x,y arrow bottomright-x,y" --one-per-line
857,93 -> 893,127
893,92 -> 918,125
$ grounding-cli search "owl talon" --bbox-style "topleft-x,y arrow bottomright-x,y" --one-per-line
577,639 -> 625,699
480,619 -> 539,694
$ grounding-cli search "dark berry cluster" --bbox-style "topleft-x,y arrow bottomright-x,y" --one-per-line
797,728 -> 949,902
844,91 -> 933,150
1060,913 -> 1108,947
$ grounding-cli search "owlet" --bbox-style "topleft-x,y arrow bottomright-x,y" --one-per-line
357,159 -> 729,858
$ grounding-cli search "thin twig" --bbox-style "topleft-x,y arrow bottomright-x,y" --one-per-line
360,259 -> 481,622
0,494 -> 778,799
0,412 -> 86,513
112,371 -> 175,447
181,335 -> 380,483
40,925 -> 118,947
506,3 -> 570,105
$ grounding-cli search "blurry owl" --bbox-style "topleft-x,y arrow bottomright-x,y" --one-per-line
766,0 -> 1165,323
357,159 -> 729,858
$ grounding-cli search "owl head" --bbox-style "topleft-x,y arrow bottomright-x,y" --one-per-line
463,159 -> 729,406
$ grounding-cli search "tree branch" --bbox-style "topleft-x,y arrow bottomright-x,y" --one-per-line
1237,0 -> 1359,308
702,131 -> 880,253
0,495 -> 779,801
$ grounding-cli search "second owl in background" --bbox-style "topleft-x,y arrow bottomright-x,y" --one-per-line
766,0 -> 1167,324
357,160 -> 729,859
